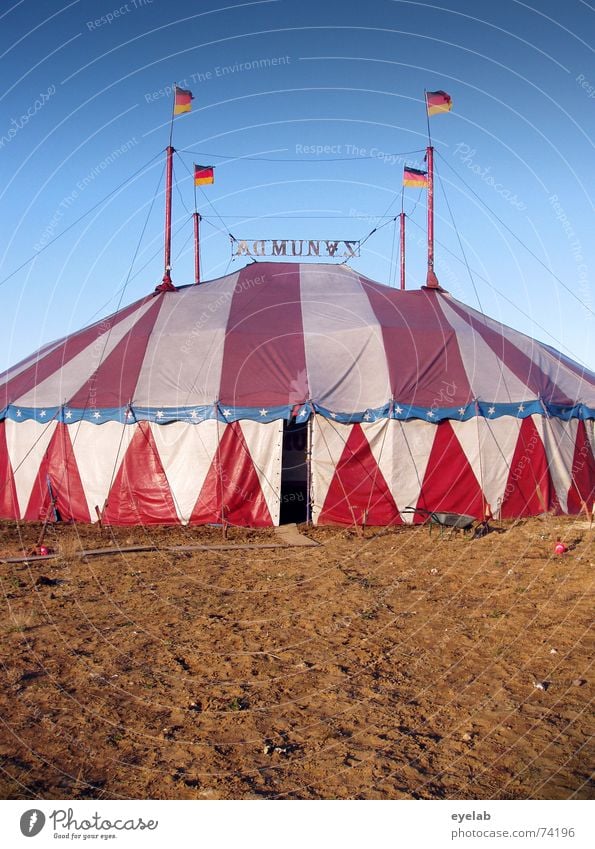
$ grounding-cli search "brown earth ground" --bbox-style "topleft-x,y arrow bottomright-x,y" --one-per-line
0,515 -> 592,800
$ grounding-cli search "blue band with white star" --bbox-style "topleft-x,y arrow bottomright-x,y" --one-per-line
1,401 -> 593,424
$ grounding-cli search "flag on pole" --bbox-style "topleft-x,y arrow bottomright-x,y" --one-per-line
194,164 -> 215,185
403,166 -> 428,188
174,86 -> 194,114
425,90 -> 452,116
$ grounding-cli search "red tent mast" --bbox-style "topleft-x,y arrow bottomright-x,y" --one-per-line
423,89 -> 443,290
160,144 -> 175,290
399,210 -> 406,290
425,143 -> 440,289
156,84 -> 195,293
193,211 -> 201,285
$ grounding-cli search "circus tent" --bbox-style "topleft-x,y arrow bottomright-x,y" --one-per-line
0,261 -> 593,526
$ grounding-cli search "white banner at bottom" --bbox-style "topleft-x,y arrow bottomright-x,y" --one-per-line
0,799 -> 592,848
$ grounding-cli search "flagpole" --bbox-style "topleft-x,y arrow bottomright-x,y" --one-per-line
424,88 -> 432,147
192,173 -> 201,285
425,143 -> 440,289
168,82 -> 176,148
424,89 -> 439,289
399,190 -> 406,291
193,212 -> 201,284
158,86 -> 176,291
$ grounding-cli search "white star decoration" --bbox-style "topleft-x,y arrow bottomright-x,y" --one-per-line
518,404 -> 525,413
363,412 -> 371,421
394,406 -> 403,415
16,409 -> 22,417
65,410 -> 72,419
427,410 -> 435,418
488,406 -> 496,416
156,410 -> 164,419
190,409 -> 198,419
259,409 -> 268,417
40,410 -> 47,417
330,411 -> 337,419
92,411 -> 101,419
298,408 -> 308,418
223,409 -> 232,417
458,407 -> 466,416
125,410 -> 134,420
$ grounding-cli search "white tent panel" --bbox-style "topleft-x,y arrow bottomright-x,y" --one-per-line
540,417 -> 579,513
69,421 -> 135,520
452,417 -> 522,518
382,420 -> 437,521
14,299 -> 157,408
133,273 -> 239,407
586,419 -> 595,459
478,310 -> 588,407
238,420 -> 283,526
360,419 -> 436,520
0,337 -> 66,396
5,419 -> 57,516
300,265 -> 391,411
149,420 -> 221,524
438,297 -> 530,403
310,416 -> 353,523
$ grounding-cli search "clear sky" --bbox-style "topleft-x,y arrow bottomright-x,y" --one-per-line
1,0 -> 593,372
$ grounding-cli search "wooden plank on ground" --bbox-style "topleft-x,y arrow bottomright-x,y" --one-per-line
274,523 -> 320,547
0,554 -> 60,564
167,544 -> 289,552
79,545 -> 157,557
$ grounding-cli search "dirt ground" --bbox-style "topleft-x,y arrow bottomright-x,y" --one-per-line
0,515 -> 592,800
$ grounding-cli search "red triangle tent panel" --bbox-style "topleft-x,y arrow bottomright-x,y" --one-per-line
566,420 -> 595,514
24,423 -> 90,522
416,420 -> 485,519
189,422 -> 272,527
0,421 -> 18,519
501,417 -> 554,518
318,423 -> 400,526
103,424 -> 179,525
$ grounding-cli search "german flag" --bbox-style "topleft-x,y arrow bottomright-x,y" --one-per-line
426,90 -> 452,116
194,164 -> 214,186
403,166 -> 428,188
174,86 -> 193,115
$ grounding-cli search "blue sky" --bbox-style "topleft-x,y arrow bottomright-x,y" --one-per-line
1,0 -> 593,371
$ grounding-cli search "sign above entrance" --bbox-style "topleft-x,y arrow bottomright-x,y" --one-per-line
230,237 -> 360,259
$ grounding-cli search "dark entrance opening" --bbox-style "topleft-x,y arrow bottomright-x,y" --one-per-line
280,420 -> 309,524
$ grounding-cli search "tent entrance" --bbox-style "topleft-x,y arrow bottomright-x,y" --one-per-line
280,420 -> 309,524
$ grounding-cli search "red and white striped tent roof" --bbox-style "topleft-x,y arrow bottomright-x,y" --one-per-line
1,262 -> 594,424
1,262 -> 593,527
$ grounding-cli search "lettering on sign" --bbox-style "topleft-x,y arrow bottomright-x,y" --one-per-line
230,238 -> 360,258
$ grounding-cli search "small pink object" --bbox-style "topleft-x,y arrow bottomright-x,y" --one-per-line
39,545 -> 48,556
554,542 -> 568,555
